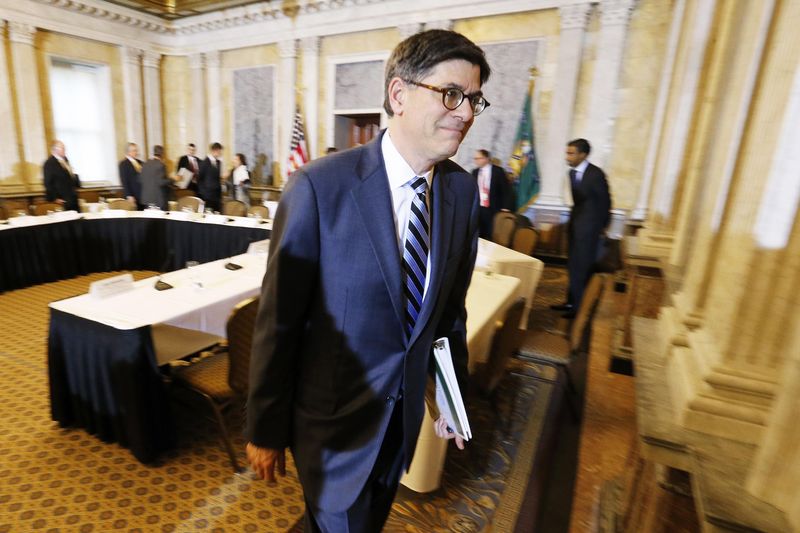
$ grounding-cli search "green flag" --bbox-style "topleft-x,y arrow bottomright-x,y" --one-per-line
508,75 -> 540,212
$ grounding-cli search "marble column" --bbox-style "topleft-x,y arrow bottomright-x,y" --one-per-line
425,20 -> 454,31
8,21 -> 47,186
537,3 -> 591,207
142,50 -> 163,155
301,37 -> 319,159
278,39 -> 297,185
188,53 -> 207,156
585,0 -> 635,169
397,23 -> 423,40
120,46 -> 145,149
0,21 -> 23,191
632,0 -> 686,221
205,51 -> 222,145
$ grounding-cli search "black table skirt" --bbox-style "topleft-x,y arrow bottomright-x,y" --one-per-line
1,217 -> 269,292
11,216 -> 270,463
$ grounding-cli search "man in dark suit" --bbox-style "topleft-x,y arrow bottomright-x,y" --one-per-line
118,142 -> 143,208
198,142 -> 223,212
471,148 -> 510,239
139,145 -> 175,210
177,143 -> 200,192
246,29 -> 491,532
552,138 -> 611,317
43,140 -> 81,212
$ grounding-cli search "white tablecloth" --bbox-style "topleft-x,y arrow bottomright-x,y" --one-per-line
400,271 -> 521,493
475,238 -> 544,327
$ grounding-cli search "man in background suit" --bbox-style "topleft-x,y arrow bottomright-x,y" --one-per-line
139,145 -> 176,210
198,142 -> 223,212
246,29 -> 491,532
177,143 -> 200,192
472,148 -> 510,239
551,138 -> 611,318
118,142 -> 143,208
43,140 -> 80,212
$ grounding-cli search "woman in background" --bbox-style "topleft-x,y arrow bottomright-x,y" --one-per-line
230,153 -> 251,206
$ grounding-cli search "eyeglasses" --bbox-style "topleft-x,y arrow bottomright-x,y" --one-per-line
405,80 -> 490,116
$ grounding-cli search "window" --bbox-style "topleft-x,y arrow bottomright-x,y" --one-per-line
48,58 -> 116,186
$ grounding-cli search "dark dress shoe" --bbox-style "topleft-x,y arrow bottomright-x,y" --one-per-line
562,311 -> 577,319
550,303 -> 573,312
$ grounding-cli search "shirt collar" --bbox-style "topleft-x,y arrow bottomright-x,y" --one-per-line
126,156 -> 137,163
572,159 -> 589,174
382,132 -> 433,191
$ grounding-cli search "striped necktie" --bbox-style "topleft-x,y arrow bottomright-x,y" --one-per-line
403,177 -> 430,336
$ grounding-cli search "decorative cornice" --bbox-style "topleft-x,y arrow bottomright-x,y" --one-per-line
121,45 -> 142,65
278,39 -> 297,59
397,23 -> 423,39
141,50 -> 161,68
33,0 -> 170,33
204,50 -> 221,69
425,20 -> 454,31
599,0 -> 636,26
559,2 -> 592,31
8,21 -> 36,45
301,36 -> 320,56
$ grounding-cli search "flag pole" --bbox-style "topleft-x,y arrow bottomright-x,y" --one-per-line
519,67 -> 539,213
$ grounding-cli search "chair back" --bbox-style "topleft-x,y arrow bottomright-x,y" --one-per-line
177,196 -> 203,213
511,226 -> 538,256
492,212 -> 517,247
107,199 -> 136,211
0,205 -> 6,220
569,274 -> 606,352
226,297 -> 260,394
222,200 -> 247,217
479,298 -> 526,394
32,202 -> 64,216
247,205 -> 269,219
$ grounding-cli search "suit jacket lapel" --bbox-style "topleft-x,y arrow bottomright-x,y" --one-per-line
351,137 -> 406,332
408,164 -> 455,348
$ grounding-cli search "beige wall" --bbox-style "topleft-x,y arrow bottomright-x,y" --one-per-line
161,54 -> 190,173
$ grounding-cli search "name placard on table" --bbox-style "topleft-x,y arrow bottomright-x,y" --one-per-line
89,273 -> 135,299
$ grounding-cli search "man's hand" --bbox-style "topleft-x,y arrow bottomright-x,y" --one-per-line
246,443 -> 286,482
433,415 -> 465,450
55,199 -> 65,205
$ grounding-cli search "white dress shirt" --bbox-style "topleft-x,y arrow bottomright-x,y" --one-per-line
382,132 -> 433,300
478,164 -> 491,207
570,158 -> 589,184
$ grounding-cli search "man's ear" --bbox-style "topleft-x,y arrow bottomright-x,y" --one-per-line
387,77 -> 407,116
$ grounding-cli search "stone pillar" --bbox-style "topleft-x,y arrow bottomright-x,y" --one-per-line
142,50 -> 163,155
188,53 -> 207,156
585,0 -> 635,169
397,23 -> 423,40
301,37 -> 319,159
8,21 -> 47,186
537,2 -> 591,206
632,0 -> 686,221
0,21 -> 23,192
278,39 -> 297,185
205,50 -> 222,145
425,20 -> 454,31
120,46 -> 145,149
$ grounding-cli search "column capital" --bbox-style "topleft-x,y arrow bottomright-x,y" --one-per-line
559,3 -> 592,30
425,20 -> 454,31
278,39 -> 297,59
121,45 -> 142,65
141,50 -> 161,69
301,36 -> 320,56
397,23 -> 423,40
204,50 -> 221,69
599,0 -> 636,26
8,21 -> 36,45
188,53 -> 204,70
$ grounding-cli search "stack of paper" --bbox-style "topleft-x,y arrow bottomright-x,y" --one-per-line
432,337 -> 472,441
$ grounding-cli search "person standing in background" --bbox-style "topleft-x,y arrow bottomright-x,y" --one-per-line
43,140 -> 81,212
471,149 -> 510,239
139,145 -> 176,210
551,138 -> 611,318
198,142 -> 224,212
119,142 -> 143,209
177,143 -> 200,192
230,153 -> 251,206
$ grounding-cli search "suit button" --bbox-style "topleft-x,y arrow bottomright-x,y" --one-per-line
385,395 -> 395,405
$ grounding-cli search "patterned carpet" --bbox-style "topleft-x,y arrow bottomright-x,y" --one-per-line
0,267 -> 568,532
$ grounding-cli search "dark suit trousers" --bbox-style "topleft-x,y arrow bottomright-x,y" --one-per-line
567,229 -> 602,308
304,399 -> 406,533
478,206 -> 494,240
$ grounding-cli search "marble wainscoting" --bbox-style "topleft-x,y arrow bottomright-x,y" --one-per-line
233,65 -> 275,186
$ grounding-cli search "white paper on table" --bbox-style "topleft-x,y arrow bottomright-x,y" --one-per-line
432,337 -> 471,441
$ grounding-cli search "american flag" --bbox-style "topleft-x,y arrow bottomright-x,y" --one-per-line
287,107 -> 309,173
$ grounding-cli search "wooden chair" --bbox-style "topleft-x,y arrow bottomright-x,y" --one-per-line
176,196 -> 203,213
511,226 -> 538,256
492,212 -> 518,247
474,298 -> 527,395
247,205 -> 269,219
222,200 -> 247,217
171,297 -> 260,471
514,274 -> 606,420
0,205 -> 6,220
31,202 -> 64,216
107,199 -> 136,211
